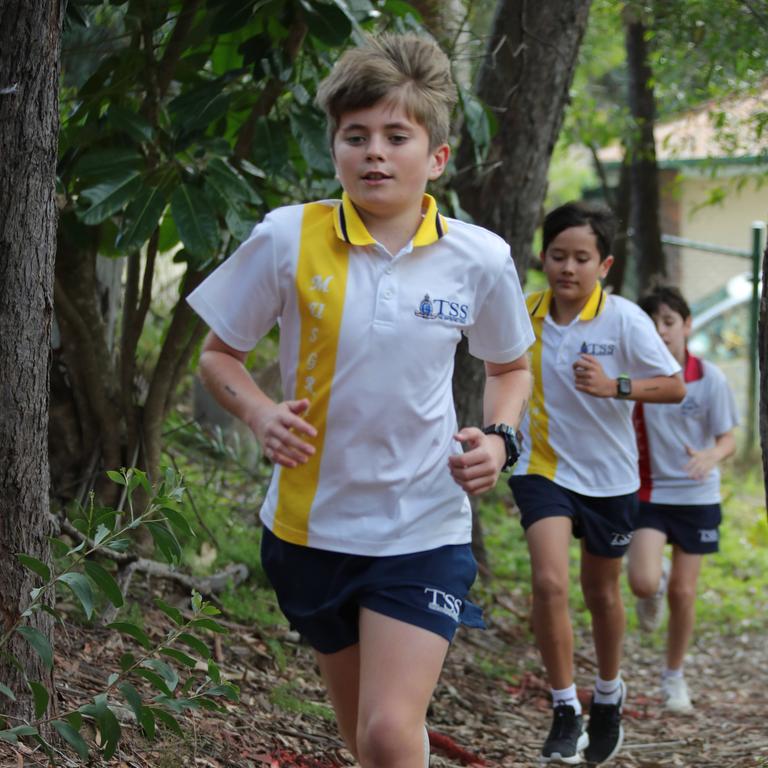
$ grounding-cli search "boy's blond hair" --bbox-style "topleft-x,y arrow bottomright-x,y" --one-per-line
316,34 -> 457,150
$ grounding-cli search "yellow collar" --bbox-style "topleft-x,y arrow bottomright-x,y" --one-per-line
527,282 -> 607,321
333,192 -> 448,247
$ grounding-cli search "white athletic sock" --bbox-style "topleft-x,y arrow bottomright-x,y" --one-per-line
663,667 -> 684,679
551,684 -> 582,715
593,675 -> 623,705
423,725 -> 430,768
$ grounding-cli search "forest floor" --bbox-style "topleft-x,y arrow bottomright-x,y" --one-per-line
1,582 -> 767,768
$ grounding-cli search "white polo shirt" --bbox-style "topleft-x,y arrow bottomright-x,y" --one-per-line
188,193 -> 534,555
634,354 -> 738,504
512,285 -> 680,496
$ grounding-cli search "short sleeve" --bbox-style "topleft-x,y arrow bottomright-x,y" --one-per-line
707,364 -> 740,435
623,305 -> 681,377
466,255 -> 535,363
186,213 -> 283,351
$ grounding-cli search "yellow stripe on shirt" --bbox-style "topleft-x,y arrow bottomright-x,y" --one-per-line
525,292 -> 558,479
273,203 -> 350,544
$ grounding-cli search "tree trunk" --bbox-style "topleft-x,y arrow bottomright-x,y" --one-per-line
452,0 -> 591,575
624,8 -> 666,295
603,152 -> 632,295
0,0 -> 63,720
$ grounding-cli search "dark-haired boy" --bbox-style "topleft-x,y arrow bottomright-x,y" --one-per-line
188,34 -> 534,768
508,202 -> 685,764
628,286 -> 737,713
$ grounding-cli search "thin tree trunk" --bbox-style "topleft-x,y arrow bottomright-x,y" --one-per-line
625,8 -> 665,294
0,0 -> 64,720
452,0 -> 592,575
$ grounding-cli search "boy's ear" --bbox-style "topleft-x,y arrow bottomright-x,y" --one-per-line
599,254 -> 614,278
428,144 -> 450,180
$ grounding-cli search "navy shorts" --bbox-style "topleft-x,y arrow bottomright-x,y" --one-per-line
508,474 -> 638,558
636,501 -> 721,554
260,528 -> 485,655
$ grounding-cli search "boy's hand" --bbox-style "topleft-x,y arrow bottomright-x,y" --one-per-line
449,427 -> 506,495
573,354 -> 614,398
249,398 -> 317,468
684,445 -> 719,480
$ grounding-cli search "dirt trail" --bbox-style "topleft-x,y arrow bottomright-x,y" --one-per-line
1,605 -> 766,767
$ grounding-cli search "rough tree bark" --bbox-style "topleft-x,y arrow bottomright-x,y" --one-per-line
0,0 -> 64,719
624,7 -> 666,295
451,0 -> 592,573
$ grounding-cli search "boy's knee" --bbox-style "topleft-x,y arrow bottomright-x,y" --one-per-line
629,574 -> 658,599
667,581 -> 696,607
358,711 -> 421,766
583,584 -> 621,613
531,571 -> 569,604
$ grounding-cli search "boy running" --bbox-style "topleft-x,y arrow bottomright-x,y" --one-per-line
628,286 -> 737,713
508,202 -> 685,765
188,34 -> 534,768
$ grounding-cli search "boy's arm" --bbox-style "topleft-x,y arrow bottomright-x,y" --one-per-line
198,332 -> 316,467
684,430 -> 737,480
448,354 -> 532,495
572,354 -> 686,403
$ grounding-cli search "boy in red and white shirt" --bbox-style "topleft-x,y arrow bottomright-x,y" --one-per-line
628,286 -> 738,714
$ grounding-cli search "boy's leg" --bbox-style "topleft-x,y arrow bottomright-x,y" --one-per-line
315,644 -> 361,758
579,548 -> 624,681
356,608 -> 448,768
627,527 -> 667,598
525,516 -> 575,689
665,547 -> 702,671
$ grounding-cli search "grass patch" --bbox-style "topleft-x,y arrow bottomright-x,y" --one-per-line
270,682 -> 335,721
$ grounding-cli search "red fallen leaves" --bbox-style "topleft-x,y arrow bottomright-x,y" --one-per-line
428,730 -> 486,766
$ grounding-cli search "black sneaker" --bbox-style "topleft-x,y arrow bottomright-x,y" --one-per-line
541,704 -> 589,764
584,681 -> 625,764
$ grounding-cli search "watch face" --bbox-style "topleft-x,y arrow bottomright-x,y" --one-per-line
618,377 -> 631,396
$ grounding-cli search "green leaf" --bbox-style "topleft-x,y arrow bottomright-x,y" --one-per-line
0,683 -> 16,701
84,561 -> 124,608
138,707 -> 156,740
170,184 -> 219,261
150,707 -> 183,736
142,659 -> 179,691
107,105 -> 154,142
115,186 -> 167,252
58,572 -> 95,619
169,83 -> 230,132
28,681 -> 49,719
159,506 -> 195,538
107,621 -> 153,650
118,682 -> 144,721
299,0 -> 352,45
16,626 -> 53,669
106,470 -> 127,486
145,521 -> 182,565
51,720 -> 90,760
206,158 -> 259,205
206,682 -> 239,701
78,170 -> 143,225
95,702 -> 121,760
189,617 -> 228,634
106,538 -> 131,553
177,632 -> 211,659
16,554 -> 51,582
193,696 -> 225,712
290,110 -> 334,175
159,648 -> 197,668
0,725 -> 38,744
207,659 -> 221,683
73,148 -> 142,184
119,652 -> 136,671
154,598 -> 183,626
134,669 -> 173,697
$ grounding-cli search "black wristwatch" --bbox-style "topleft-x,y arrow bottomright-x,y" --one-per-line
616,374 -> 632,399
482,423 -> 520,471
